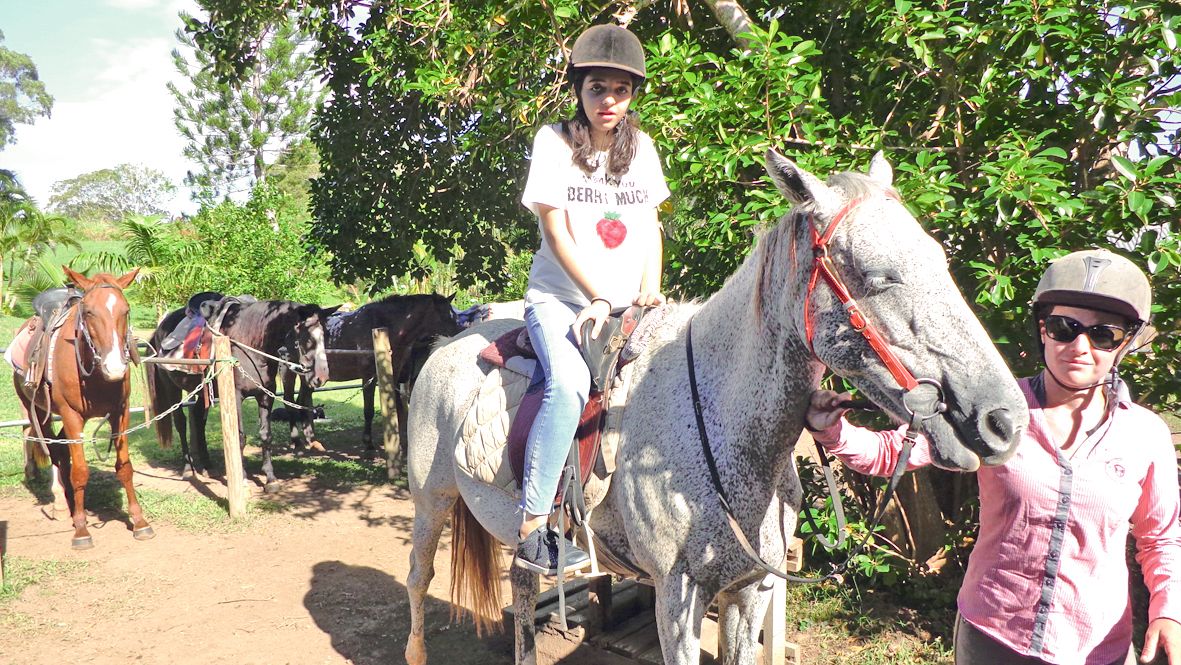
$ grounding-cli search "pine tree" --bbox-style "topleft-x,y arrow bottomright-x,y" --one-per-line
169,13 -> 320,204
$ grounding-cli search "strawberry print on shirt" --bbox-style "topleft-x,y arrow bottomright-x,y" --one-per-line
596,212 -> 626,248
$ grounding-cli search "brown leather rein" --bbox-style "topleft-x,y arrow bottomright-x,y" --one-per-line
686,191 -> 946,584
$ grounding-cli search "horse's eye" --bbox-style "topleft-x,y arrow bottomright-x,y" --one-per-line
863,269 -> 902,294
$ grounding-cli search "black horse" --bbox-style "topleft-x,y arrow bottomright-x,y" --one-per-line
146,298 -> 340,491
281,293 -> 460,458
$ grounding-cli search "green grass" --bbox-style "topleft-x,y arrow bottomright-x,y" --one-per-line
784,583 -> 955,664
0,555 -> 90,603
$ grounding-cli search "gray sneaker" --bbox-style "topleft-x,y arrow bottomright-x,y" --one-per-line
513,526 -> 591,576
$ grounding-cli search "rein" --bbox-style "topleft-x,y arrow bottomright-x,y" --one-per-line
685,193 -> 946,584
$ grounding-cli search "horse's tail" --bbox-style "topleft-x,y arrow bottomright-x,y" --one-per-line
144,362 -> 174,449
449,496 -> 503,635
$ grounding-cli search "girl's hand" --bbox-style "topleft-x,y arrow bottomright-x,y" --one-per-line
805,390 -> 854,434
632,291 -> 666,307
573,298 -> 612,343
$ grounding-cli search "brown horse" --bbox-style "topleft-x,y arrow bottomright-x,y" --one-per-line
13,266 -> 152,550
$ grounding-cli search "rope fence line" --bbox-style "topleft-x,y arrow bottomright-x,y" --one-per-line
5,359 -> 234,447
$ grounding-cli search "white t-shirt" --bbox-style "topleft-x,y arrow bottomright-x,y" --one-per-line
520,123 -> 670,308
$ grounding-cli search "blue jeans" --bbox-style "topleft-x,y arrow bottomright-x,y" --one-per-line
521,298 -> 590,516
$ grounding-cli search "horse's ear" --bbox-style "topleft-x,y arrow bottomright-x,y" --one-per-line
764,150 -> 838,212
63,265 -> 91,289
320,304 -> 343,318
116,268 -> 140,289
446,293 -> 456,303
868,151 -> 894,187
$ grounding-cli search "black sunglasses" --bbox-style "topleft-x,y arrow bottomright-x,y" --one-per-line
1043,314 -> 1130,351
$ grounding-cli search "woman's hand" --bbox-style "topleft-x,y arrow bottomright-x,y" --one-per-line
632,291 -> 666,307
805,390 -> 854,434
573,299 -> 612,343
1142,617 -> 1181,663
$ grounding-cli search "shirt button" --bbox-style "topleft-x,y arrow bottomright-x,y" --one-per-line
1063,468 -> 1072,476
1048,551 -> 1058,560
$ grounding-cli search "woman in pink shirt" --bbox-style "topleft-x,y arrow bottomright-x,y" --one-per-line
806,249 -> 1181,665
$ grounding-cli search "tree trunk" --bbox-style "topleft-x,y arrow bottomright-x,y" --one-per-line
698,0 -> 758,49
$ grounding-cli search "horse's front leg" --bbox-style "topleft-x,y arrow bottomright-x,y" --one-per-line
716,580 -> 774,665
255,392 -> 280,492
361,374 -> 376,457
653,571 -> 712,665
59,412 -> 93,549
109,407 -> 154,541
297,377 -> 322,452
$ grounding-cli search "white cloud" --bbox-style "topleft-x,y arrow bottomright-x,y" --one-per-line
5,34 -> 199,216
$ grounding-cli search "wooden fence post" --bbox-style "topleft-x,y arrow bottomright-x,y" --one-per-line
1,520 -> 7,587
141,364 -> 154,425
212,334 -> 247,518
372,327 -> 400,480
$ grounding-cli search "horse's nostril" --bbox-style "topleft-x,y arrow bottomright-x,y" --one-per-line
984,408 -> 1015,444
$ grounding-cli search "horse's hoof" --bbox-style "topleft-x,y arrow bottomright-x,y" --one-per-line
264,480 -> 282,493
71,535 -> 94,550
405,638 -> 427,665
133,526 -> 156,541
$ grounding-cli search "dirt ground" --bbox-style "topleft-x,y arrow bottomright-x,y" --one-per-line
0,458 -> 528,665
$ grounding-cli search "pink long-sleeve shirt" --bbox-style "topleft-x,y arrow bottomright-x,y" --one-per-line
812,376 -> 1181,665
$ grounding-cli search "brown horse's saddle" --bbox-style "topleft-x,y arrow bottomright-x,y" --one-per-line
20,298 -> 80,390
456,307 -> 652,513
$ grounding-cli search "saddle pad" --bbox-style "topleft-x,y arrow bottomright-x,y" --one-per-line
4,318 -> 35,372
456,364 -> 537,494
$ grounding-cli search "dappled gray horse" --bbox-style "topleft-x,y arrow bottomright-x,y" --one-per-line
405,151 -> 1028,664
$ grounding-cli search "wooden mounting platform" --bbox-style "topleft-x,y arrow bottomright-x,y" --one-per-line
504,537 -> 804,664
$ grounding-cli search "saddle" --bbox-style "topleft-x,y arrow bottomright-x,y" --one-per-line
476,307 -> 645,509
158,292 -> 256,373
21,293 -> 81,391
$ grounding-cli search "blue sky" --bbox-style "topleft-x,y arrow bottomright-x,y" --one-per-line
0,0 -> 200,215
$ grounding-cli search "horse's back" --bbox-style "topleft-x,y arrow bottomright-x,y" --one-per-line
406,319 -> 521,496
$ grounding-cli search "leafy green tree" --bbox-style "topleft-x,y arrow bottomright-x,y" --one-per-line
0,30 -> 53,148
170,12 -> 320,203
48,163 -> 176,223
77,215 -> 205,316
189,185 -> 336,303
267,137 -> 319,214
0,171 -> 78,311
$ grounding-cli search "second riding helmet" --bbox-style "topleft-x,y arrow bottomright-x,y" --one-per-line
568,24 -> 646,84
1032,249 -> 1151,324
1032,249 -> 1156,361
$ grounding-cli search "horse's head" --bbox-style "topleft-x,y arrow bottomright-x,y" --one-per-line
426,293 -> 463,338
64,266 -> 139,382
288,303 -> 341,389
764,150 -> 1027,471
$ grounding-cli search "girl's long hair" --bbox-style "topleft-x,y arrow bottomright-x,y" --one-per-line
560,69 -> 641,185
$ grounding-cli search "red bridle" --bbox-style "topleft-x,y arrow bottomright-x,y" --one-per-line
803,193 -> 919,393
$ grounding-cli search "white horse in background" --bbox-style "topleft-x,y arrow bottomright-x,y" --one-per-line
405,150 -> 1028,664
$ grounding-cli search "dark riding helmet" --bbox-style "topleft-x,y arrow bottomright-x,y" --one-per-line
567,24 -> 646,86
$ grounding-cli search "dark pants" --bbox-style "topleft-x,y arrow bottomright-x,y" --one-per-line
954,614 -> 1135,665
